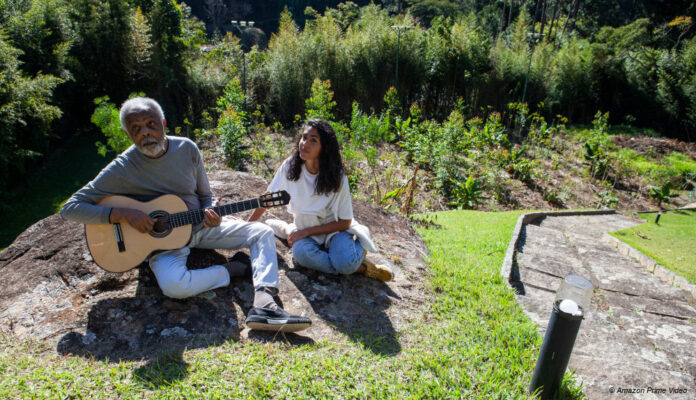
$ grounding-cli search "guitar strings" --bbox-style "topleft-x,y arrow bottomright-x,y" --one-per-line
166,197 -> 265,227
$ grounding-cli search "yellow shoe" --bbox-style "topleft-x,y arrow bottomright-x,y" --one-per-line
361,258 -> 394,281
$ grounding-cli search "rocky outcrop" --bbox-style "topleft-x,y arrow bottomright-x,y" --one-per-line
0,170 -> 429,361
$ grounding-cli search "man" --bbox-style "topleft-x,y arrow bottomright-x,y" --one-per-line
61,97 -> 311,332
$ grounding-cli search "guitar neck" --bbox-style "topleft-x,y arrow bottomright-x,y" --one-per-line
168,197 -> 261,228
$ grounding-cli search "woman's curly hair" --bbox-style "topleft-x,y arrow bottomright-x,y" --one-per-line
287,119 -> 345,195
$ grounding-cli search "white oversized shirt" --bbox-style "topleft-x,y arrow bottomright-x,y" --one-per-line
267,157 -> 353,246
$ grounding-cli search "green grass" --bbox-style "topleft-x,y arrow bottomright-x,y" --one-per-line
0,210 -> 585,399
0,133 -> 111,249
612,149 -> 696,185
610,209 -> 696,284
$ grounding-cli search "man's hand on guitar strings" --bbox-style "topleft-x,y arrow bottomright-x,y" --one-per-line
111,208 -> 156,233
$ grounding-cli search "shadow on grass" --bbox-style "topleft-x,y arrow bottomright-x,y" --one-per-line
133,350 -> 189,389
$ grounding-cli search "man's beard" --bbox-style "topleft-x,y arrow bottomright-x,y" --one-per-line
137,136 -> 167,157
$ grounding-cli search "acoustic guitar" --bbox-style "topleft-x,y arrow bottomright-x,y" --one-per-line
85,191 -> 289,272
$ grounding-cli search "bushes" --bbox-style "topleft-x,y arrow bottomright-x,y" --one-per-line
215,78 -> 249,169
305,78 -> 337,121
583,112 -> 610,179
92,96 -> 131,156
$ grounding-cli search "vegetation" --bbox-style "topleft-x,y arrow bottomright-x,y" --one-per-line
0,209 -> 584,398
2,1 -> 695,214
0,134 -> 110,249
610,210 -> 696,284
1,2 -> 693,395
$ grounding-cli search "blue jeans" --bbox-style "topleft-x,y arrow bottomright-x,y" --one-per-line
292,231 -> 364,275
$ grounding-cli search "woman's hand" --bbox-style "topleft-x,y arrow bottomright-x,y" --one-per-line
287,229 -> 309,247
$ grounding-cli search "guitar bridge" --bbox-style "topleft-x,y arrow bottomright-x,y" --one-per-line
113,223 -> 126,252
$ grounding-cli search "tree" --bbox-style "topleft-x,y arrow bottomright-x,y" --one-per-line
126,6 -> 153,82
3,0 -> 74,79
0,33 -> 62,193
68,0 -> 133,128
407,0 -> 460,27
149,0 -> 188,127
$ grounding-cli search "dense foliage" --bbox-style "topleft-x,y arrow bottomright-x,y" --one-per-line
0,0 -> 694,208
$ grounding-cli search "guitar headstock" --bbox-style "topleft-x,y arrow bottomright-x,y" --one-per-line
259,190 -> 290,208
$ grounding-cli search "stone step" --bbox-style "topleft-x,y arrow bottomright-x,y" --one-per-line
516,252 -> 584,278
512,213 -> 695,400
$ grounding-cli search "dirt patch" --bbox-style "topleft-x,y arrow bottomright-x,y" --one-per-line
611,135 -> 696,158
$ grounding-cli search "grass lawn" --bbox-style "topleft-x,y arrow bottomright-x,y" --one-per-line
610,209 -> 696,284
0,210 -> 584,399
0,132 -> 111,249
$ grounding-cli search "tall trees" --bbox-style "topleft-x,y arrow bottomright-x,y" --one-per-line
70,0 -> 132,99
0,34 -> 63,191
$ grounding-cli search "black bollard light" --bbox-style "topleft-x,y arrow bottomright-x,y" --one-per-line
529,274 -> 593,399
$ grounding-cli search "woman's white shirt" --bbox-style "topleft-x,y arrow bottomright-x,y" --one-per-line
267,157 -> 353,245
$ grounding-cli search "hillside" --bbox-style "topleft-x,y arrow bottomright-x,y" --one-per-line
202,122 -> 696,216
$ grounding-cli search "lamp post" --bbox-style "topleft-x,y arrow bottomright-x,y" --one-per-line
230,20 -> 254,113
521,32 -> 543,104
529,274 -> 593,399
390,25 -> 411,94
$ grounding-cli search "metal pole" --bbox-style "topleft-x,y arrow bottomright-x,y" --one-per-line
242,51 -> 246,114
522,33 -> 544,104
391,26 -> 411,94
529,274 -> 592,399
521,49 -> 533,104
231,20 -> 252,116
395,29 -> 400,93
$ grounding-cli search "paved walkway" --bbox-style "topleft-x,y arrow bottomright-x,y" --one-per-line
514,213 -> 696,399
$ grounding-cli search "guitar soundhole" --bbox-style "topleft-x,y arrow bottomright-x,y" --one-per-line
149,211 -> 171,238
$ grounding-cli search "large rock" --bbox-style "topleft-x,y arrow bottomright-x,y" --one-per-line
0,170 -> 429,360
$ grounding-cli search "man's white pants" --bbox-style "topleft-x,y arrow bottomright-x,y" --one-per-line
149,219 -> 279,299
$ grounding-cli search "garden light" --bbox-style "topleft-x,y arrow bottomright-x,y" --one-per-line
529,274 -> 593,399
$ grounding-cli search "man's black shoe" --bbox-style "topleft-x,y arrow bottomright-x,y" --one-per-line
245,306 -> 311,332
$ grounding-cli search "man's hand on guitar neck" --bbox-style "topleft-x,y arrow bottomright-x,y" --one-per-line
202,208 -> 221,228
110,208 -> 156,233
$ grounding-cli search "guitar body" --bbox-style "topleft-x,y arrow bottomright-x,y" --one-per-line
85,195 -> 192,272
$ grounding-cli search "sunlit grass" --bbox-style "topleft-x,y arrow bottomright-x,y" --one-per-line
610,209 -> 696,284
0,210 -> 588,399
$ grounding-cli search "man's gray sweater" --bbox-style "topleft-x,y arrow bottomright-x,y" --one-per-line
60,136 -> 213,225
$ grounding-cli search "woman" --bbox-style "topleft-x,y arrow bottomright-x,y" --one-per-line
248,119 -> 392,281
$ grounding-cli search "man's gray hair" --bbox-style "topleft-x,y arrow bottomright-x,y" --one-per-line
119,97 -> 165,131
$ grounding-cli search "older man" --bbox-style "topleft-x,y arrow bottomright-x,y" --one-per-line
61,97 -> 310,332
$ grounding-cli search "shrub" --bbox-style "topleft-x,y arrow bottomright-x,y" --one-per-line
305,78 -> 337,121
217,109 -> 248,169
215,78 -> 249,168
92,96 -> 131,156
584,111 -> 610,179
649,182 -> 675,208
593,190 -> 619,209
447,176 -> 487,209
0,33 -> 63,191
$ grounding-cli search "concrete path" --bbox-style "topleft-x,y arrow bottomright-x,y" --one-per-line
513,213 -> 696,399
